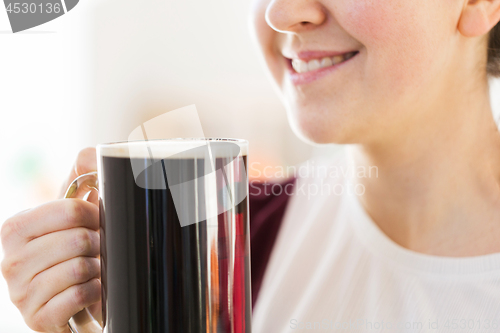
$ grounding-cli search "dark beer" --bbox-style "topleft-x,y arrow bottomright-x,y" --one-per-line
98,151 -> 251,333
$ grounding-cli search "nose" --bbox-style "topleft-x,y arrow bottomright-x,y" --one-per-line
265,0 -> 327,33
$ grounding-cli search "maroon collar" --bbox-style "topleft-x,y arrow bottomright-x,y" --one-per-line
249,178 -> 296,309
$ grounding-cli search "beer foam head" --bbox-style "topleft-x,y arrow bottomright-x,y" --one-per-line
97,138 -> 248,159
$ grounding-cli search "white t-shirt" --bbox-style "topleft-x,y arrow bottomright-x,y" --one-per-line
252,146 -> 500,332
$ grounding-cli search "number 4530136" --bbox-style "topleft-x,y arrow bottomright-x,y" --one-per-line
6,3 -> 62,14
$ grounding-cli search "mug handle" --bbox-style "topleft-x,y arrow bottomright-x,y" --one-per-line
64,171 -> 103,333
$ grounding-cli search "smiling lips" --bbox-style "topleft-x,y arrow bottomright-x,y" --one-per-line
290,51 -> 358,73
282,50 -> 359,85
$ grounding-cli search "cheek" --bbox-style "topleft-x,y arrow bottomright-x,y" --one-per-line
341,0 -> 441,95
250,0 -> 271,42
342,0 -> 394,43
250,0 -> 284,84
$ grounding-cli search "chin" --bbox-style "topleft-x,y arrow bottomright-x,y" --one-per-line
286,104 -> 358,145
288,115 -> 352,145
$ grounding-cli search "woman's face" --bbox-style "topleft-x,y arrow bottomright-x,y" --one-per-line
249,0 -> 472,144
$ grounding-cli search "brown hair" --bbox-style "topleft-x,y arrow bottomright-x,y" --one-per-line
488,23 -> 500,77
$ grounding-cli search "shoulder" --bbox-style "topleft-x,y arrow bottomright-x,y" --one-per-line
248,147 -> 351,308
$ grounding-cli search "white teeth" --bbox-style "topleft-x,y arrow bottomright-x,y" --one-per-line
291,51 -> 356,73
292,59 -> 309,73
320,57 -> 333,67
307,59 -> 321,72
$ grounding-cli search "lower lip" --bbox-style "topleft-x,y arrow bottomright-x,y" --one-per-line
285,52 -> 358,86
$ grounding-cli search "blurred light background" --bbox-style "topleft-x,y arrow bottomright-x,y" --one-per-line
0,0 -> 499,331
0,0 -> 319,331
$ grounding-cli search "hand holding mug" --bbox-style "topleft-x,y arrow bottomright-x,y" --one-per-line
1,148 -> 101,333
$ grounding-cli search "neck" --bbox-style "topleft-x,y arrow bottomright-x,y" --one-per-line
349,75 -> 500,256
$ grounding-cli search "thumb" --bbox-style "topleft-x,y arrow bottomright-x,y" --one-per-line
59,147 -> 97,198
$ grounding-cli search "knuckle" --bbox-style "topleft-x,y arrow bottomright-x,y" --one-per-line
27,311 -> 47,332
0,219 -> 15,242
72,229 -> 92,254
64,200 -> 84,226
77,147 -> 96,161
1,217 -> 24,242
72,279 -> 100,309
73,257 -> 91,281
75,147 -> 96,173
10,289 -> 27,309
73,284 -> 90,308
1,255 -> 22,280
0,258 -> 11,279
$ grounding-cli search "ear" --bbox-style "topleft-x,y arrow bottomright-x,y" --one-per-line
458,0 -> 500,37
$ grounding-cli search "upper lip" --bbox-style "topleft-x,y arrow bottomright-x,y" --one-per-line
282,49 -> 358,62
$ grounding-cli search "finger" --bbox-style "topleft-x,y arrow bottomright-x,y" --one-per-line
26,227 -> 99,277
1,199 -> 99,250
24,257 -> 100,320
5,227 -> 100,302
29,278 -> 101,333
88,300 -> 103,325
86,189 -> 99,206
59,148 -> 97,199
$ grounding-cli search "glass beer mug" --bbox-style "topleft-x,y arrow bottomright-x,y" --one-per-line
64,138 -> 252,333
